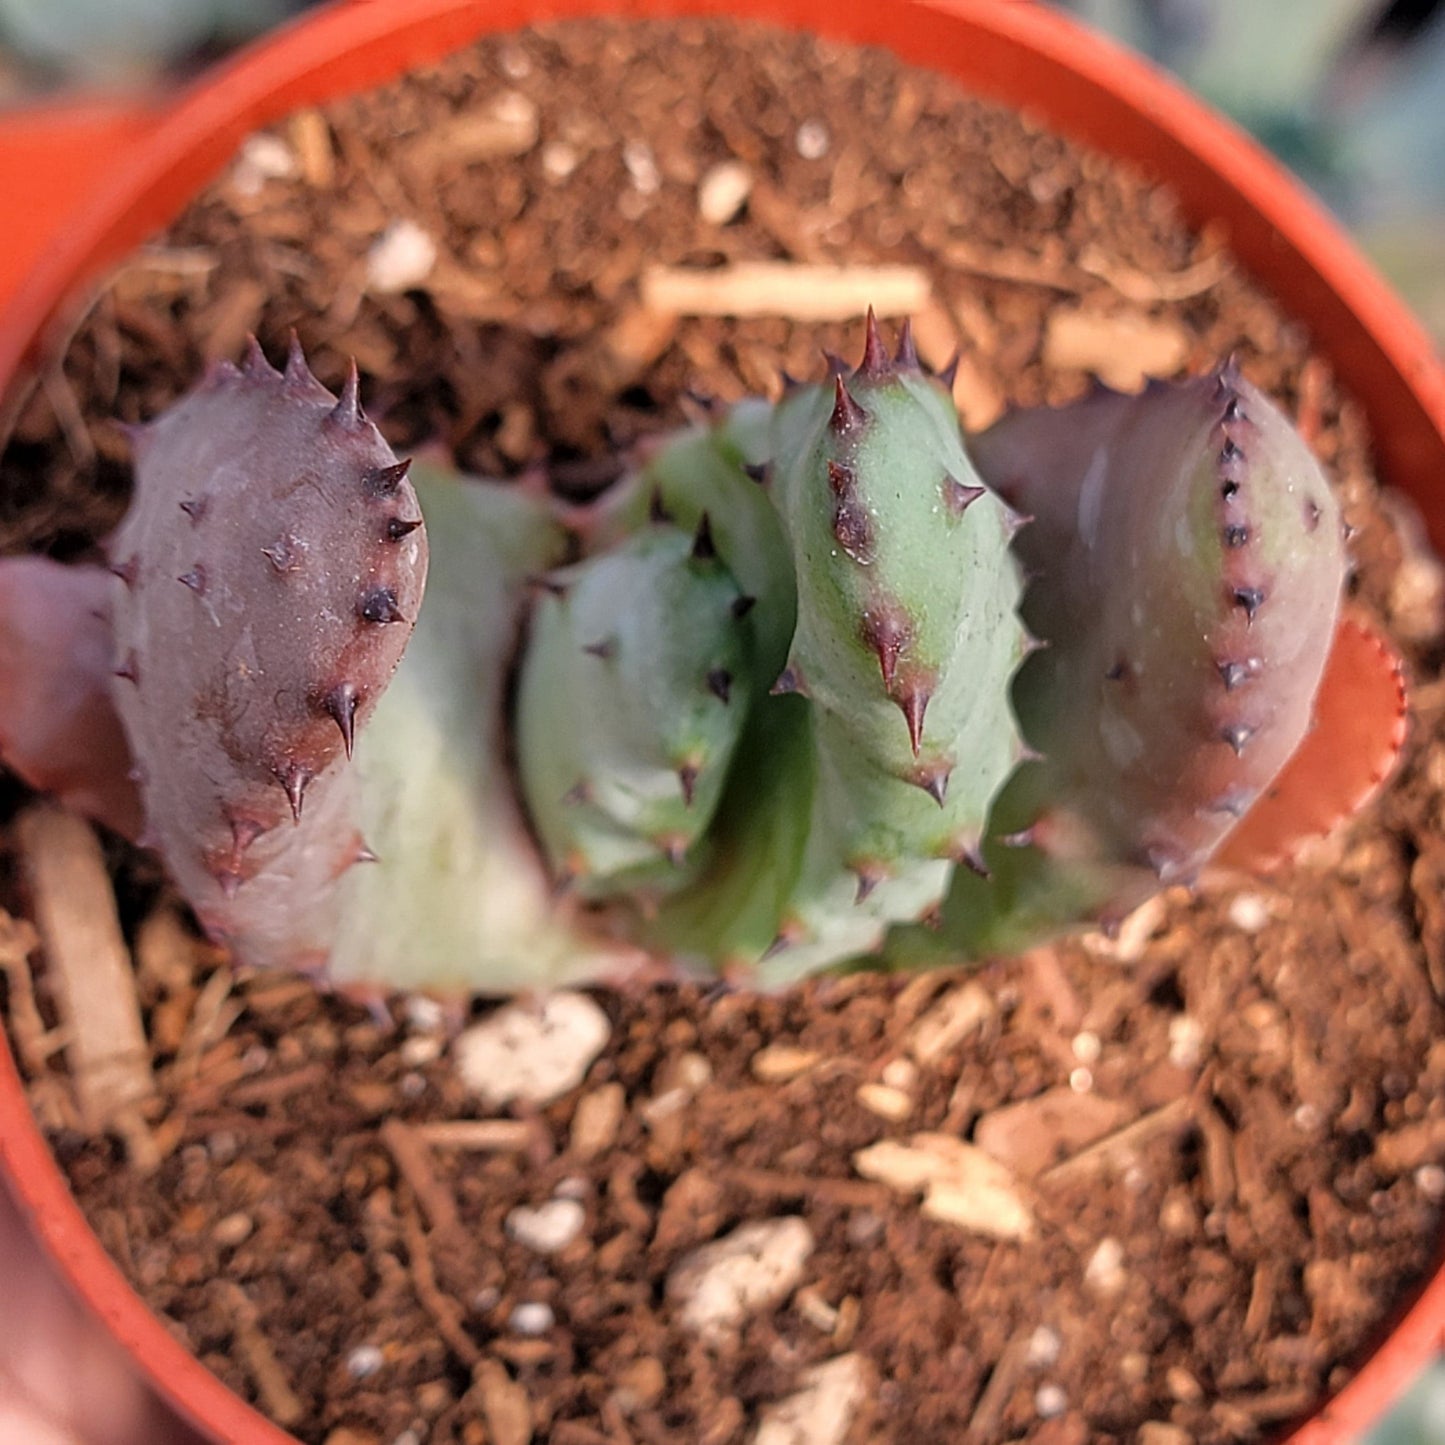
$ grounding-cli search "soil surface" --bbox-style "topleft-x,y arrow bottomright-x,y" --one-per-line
3,18 -> 1445,1445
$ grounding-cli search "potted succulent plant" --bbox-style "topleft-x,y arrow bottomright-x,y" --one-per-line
0,1 -> 1442,1443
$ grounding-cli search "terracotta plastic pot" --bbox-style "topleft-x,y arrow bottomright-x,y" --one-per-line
0,2 -> 1441,1441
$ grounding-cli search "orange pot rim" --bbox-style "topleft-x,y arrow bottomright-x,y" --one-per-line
1,2 -> 1442,1442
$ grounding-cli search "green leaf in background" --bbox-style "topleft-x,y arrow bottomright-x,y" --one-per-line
0,0 -> 295,81
1366,1354 -> 1445,1444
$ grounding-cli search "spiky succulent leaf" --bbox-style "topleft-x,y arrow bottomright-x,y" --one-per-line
0,557 -> 140,839
108,340 -> 427,972
750,319 -> 1030,967
517,520 -> 756,895
752,725 -> 958,986
912,364 -> 1347,952
328,464 -> 644,992
590,400 -> 796,680
620,693 -> 816,976
625,694 -> 956,987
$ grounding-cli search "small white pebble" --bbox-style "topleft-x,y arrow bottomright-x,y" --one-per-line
754,1353 -> 868,1445
667,1218 -> 815,1340
471,1286 -> 501,1315
1084,1237 -> 1127,1297
554,1175 -> 590,1200
675,1051 -> 713,1092
212,1212 -> 253,1248
1071,1031 -> 1101,1065
398,1072 -> 427,1099
1068,1066 -> 1094,1094
1293,1102 -> 1322,1133
346,1344 -> 385,1380
506,1198 -> 587,1255
622,140 -> 661,194
390,1431 -> 422,1445
697,159 -> 753,224
490,90 -> 538,135
498,45 -> 530,79
795,118 -> 830,159
908,982 -> 996,1065
454,992 -> 610,1107
542,140 -> 581,179
881,1057 -> 918,1091
856,1083 -> 913,1121
400,1034 -> 442,1067
241,1044 -> 270,1074
751,1045 -> 821,1082
1167,1014 -> 1205,1070
366,220 -> 438,294
1415,1163 -> 1445,1201
509,1302 -> 555,1336
1160,1191 -> 1197,1238
1227,892 -> 1272,933
1026,1324 -> 1062,1369
1166,1365 -> 1204,1403
231,133 -> 298,195
405,996 -> 445,1032
1119,1351 -> 1149,1385
1390,551 -> 1445,645
1086,893 -> 1166,962
1035,1383 -> 1068,1419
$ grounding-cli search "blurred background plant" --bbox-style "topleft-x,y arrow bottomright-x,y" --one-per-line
1055,0 -> 1445,342
0,0 -> 301,88
1369,1358 -> 1445,1445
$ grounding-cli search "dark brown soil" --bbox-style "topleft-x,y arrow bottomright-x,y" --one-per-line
3,18 -> 1444,1445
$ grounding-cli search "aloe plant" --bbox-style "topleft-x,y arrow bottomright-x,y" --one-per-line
0,318 -> 1359,994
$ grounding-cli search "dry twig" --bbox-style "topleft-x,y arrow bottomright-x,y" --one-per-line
381,1118 -> 461,1233
966,1327 -> 1033,1439
214,1280 -> 307,1428
942,239 -> 1082,293
16,805 -> 154,1133
0,912 -> 48,1074
0,911 -> 77,1130
725,1165 -> 893,1209
169,963 -> 244,1091
397,1193 -> 481,1368
640,261 -> 930,320
1076,242 -> 1229,303
415,1119 -> 537,1152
